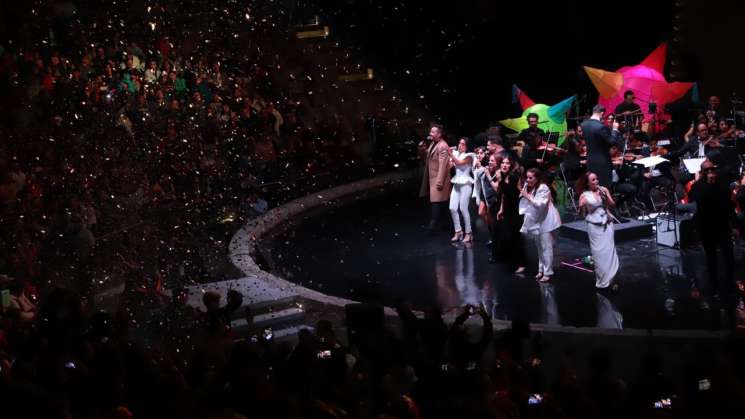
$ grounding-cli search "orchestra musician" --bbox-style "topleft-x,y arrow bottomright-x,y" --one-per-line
561,129 -> 583,181
674,122 -> 714,160
704,95 -> 724,123
717,119 -> 736,141
614,90 -> 643,130
518,112 -> 546,169
609,145 -> 639,210
581,104 -> 621,187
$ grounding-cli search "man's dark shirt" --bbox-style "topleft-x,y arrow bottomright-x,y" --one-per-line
518,126 -> 545,168
689,179 -> 735,235
518,126 -> 545,148
614,101 -> 642,116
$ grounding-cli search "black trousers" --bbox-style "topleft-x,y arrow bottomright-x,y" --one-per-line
700,232 -> 735,301
429,201 -> 448,228
492,215 -> 526,268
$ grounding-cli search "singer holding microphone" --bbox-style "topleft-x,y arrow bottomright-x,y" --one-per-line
494,156 -> 527,273
447,137 -> 475,243
419,123 -> 452,230
578,172 -> 620,291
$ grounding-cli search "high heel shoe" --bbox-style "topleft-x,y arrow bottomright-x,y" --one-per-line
450,231 -> 463,242
462,233 -> 473,243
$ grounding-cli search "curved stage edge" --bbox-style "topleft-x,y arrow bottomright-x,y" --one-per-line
229,170 -> 726,339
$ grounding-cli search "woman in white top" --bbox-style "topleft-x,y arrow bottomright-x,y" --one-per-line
470,147 -> 489,226
447,138 -> 475,243
578,172 -> 620,290
519,168 -> 562,281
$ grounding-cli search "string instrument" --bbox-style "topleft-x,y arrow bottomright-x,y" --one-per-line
703,135 -> 722,149
611,152 -> 643,166
610,144 -> 643,166
680,179 -> 695,204
536,141 -> 566,153
535,132 -> 564,170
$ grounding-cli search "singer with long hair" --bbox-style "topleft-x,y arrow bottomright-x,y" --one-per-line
577,172 -> 620,291
495,156 -> 527,273
476,153 -> 501,261
447,137 -> 475,243
519,168 -> 561,282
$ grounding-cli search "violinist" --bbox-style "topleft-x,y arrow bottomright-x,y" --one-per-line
605,114 -> 615,128
518,113 -> 546,169
561,130 -> 583,181
609,145 -> 639,211
717,119 -> 736,142
671,123 -> 711,160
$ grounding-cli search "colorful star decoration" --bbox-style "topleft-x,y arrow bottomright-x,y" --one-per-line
584,42 -> 693,124
499,85 -> 576,145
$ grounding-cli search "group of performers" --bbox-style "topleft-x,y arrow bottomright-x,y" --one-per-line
419,92 -> 745,307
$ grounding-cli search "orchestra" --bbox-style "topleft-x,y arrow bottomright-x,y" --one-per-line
499,97 -> 745,217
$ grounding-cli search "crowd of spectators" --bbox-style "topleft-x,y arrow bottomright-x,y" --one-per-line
3,285 -> 745,418
5,2 -> 744,419
0,0 -> 401,309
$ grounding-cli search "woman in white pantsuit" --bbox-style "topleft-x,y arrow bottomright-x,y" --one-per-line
578,172 -> 620,291
519,168 -> 561,282
447,138 -> 475,243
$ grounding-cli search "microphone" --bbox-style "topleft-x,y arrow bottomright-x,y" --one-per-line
426,135 -> 434,141
599,187 -> 609,203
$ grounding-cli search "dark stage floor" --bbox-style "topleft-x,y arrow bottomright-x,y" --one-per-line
264,187 -> 745,331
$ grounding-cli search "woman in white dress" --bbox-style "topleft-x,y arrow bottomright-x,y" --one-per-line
578,172 -> 620,290
519,168 -> 562,282
447,138 -> 475,243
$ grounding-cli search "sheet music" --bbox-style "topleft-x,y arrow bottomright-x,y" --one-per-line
682,157 -> 706,173
633,155 -> 668,168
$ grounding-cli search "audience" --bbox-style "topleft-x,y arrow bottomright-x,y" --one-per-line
2,2 -> 743,418
4,285 -> 742,418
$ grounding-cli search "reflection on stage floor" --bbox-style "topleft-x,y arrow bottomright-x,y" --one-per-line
265,188 -> 744,331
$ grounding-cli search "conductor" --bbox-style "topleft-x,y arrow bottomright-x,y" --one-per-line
581,105 -> 621,187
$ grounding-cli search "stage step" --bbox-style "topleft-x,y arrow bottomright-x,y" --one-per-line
178,276 -> 301,314
171,276 -> 308,335
230,306 -> 307,332
234,325 -> 316,344
560,218 -> 653,243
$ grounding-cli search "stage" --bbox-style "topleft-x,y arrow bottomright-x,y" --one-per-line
262,187 -> 744,331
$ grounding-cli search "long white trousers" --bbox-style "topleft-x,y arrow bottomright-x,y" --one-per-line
526,230 -> 556,276
449,183 -> 473,234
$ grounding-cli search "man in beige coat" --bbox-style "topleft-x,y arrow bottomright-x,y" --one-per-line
419,123 -> 452,229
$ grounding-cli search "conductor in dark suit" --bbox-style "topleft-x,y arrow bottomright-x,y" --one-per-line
581,104 -> 621,187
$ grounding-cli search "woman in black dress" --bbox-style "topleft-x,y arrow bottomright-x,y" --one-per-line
493,155 -> 527,273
